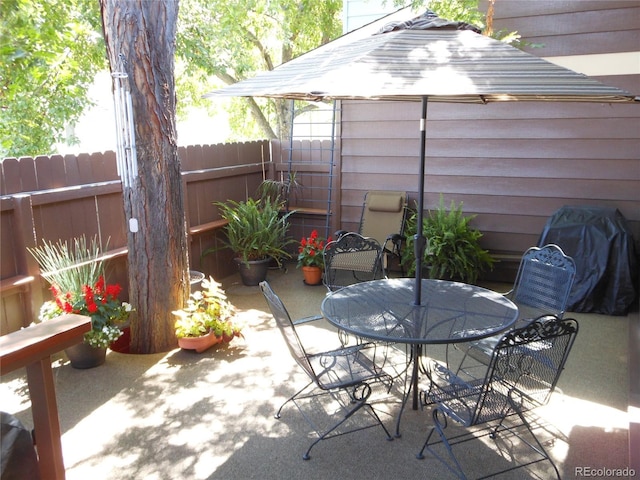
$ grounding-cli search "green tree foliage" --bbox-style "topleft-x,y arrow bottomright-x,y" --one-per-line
409,0 -> 486,28
1,0 -> 341,156
394,0 -> 523,43
2,0 -> 507,157
176,0 -> 342,140
0,0 -> 106,157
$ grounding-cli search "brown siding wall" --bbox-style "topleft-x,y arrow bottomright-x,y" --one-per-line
338,1 -> 640,281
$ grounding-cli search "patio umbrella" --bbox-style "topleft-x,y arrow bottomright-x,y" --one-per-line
204,10 -> 637,305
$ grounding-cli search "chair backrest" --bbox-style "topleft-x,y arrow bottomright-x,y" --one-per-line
511,244 -> 576,318
474,315 -> 579,425
323,233 -> 382,291
359,191 -> 407,247
259,281 -> 316,380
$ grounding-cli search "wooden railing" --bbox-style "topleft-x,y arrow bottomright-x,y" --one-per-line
0,314 -> 91,479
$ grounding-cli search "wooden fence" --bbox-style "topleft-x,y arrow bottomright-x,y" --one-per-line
0,140 -> 333,334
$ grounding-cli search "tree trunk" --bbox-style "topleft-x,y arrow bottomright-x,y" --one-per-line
100,0 -> 188,353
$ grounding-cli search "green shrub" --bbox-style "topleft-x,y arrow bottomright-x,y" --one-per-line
401,196 -> 494,284
211,197 -> 295,266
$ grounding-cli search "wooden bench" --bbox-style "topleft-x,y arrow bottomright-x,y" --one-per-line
0,275 -> 35,294
188,219 -> 229,236
0,314 -> 91,480
0,223 -> 227,334
491,253 -> 522,264
285,206 -> 329,216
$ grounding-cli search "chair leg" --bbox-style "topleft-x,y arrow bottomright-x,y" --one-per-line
302,397 -> 364,460
281,381 -> 393,460
302,396 -> 392,460
274,380 -> 314,419
486,401 -> 561,480
365,403 -> 394,442
416,408 -> 467,480
498,398 -> 562,480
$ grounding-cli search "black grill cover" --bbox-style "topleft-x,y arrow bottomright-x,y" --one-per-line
538,205 -> 638,315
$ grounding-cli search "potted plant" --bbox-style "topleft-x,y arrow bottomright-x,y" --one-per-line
172,276 -> 242,353
29,236 -> 133,368
257,171 -> 302,210
297,230 -> 328,285
39,277 -> 132,367
212,197 -> 295,286
401,196 -> 494,284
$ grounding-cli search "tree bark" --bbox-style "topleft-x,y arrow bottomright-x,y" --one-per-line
100,0 -> 188,353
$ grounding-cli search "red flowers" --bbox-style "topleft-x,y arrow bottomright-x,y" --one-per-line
297,230 -> 330,268
50,276 -> 123,317
41,276 -> 132,348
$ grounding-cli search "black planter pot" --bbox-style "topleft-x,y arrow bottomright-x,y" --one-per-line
65,343 -> 107,369
234,257 -> 271,286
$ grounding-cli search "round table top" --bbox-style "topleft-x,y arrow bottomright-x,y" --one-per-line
321,278 -> 518,345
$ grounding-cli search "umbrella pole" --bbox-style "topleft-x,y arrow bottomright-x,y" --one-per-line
414,96 -> 428,305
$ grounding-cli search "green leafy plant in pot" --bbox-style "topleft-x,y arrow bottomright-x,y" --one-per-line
296,230 -> 328,285
29,235 -> 133,367
256,171 -> 302,209
29,236 -> 132,349
207,197 -> 295,285
401,196 -> 494,284
173,276 -> 243,352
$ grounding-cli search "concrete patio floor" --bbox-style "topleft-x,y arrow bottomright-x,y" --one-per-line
1,264 -> 637,479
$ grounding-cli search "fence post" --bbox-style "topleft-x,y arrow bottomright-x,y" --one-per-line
13,194 -> 43,325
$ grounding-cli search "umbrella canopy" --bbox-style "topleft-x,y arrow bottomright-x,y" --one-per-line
204,13 -> 635,104
204,10 -> 637,304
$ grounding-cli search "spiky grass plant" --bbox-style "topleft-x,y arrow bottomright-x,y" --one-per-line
209,197 -> 295,266
29,235 -> 107,294
29,235 -> 131,348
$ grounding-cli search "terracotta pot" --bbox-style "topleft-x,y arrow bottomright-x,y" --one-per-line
65,342 -> 107,369
178,330 -> 221,353
302,266 -> 323,285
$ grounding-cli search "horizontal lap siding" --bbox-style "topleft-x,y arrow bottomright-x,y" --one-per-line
495,1 -> 639,22
500,3 -> 640,56
339,1 -> 640,281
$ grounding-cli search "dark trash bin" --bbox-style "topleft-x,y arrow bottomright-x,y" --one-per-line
538,205 -> 638,315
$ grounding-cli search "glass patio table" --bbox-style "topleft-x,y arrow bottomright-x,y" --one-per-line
320,278 -> 518,436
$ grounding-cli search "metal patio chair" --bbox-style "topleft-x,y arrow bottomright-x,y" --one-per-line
322,232 -> 383,292
323,233 -> 402,370
259,281 -> 393,460
451,244 -> 576,371
418,315 -> 579,479
336,190 -> 407,276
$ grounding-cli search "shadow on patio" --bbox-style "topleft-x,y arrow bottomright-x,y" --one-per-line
1,264 -> 636,479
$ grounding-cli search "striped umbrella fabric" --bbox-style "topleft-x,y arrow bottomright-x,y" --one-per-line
204,28 -> 636,104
